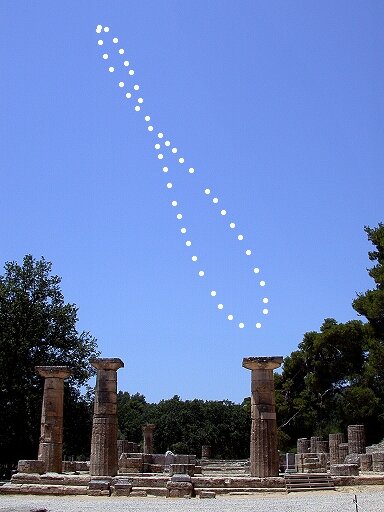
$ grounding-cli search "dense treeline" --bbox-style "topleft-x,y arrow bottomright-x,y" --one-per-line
117,393 -> 251,458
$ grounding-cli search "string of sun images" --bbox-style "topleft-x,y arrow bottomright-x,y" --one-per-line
95,24 -> 269,330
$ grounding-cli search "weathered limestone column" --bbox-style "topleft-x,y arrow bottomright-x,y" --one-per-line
90,358 -> 124,476
348,425 -> 366,454
329,433 -> 345,464
242,356 -> 283,477
339,442 -> 349,462
201,445 -> 211,459
310,436 -> 322,454
35,366 -> 72,473
142,424 -> 156,454
297,438 -> 310,454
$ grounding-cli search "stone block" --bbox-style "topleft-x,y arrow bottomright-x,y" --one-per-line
129,476 -> 168,488
171,474 -> 192,482
169,464 -> 195,476
11,473 -> 41,484
111,485 -> 132,496
151,454 -> 165,465
88,477 -> 112,491
148,464 -> 163,473
74,461 -> 90,471
62,475 -> 90,486
111,476 -> 133,496
40,474 -> 65,485
174,455 -> 189,464
330,464 -> 359,476
119,457 -> 143,473
147,488 -> 168,497
17,460 -> 45,474
199,490 -> 216,498
345,453 -> 360,466
166,481 -> 193,498
130,490 -> 147,497
87,489 -> 110,496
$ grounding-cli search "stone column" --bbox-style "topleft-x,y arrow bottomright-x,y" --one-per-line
348,425 -> 366,454
117,440 -> 130,461
339,442 -> 349,462
142,424 -> 155,454
310,436 -> 322,454
90,358 -> 124,476
297,438 -> 310,454
329,433 -> 345,464
35,366 -> 72,473
242,356 -> 283,477
201,445 -> 211,459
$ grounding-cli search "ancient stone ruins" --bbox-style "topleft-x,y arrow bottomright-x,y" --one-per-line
2,356 -> 384,498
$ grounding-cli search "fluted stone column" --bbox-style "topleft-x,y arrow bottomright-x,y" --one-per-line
35,366 -> 72,473
242,356 -> 283,477
297,438 -> 311,454
201,445 -> 211,459
142,424 -> 155,454
348,425 -> 366,454
329,433 -> 345,464
90,358 -> 124,476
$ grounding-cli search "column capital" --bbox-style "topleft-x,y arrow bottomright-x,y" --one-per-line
35,366 -> 72,379
242,356 -> 283,371
142,424 -> 156,433
90,358 -> 124,371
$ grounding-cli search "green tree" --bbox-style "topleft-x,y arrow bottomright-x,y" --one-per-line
0,255 -> 99,470
275,318 -> 367,448
353,223 -> 384,337
117,391 -> 150,447
116,394 -> 250,459
275,223 -> 384,449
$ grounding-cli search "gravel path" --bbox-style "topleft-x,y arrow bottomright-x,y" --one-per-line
0,488 -> 383,512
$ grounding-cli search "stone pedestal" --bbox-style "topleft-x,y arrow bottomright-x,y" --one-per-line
142,424 -> 155,454
35,366 -> 72,473
90,358 -> 124,477
242,356 -> 283,477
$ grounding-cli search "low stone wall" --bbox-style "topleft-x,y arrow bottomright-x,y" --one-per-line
2,469 -> 384,497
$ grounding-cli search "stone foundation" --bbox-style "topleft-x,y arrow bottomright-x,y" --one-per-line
4,472 -> 384,497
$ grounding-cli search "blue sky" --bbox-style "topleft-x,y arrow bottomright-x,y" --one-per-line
1,1 -> 383,403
